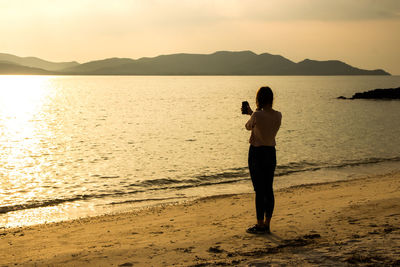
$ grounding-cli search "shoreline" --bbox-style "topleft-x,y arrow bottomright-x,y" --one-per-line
1,171 -> 399,266
3,161 -> 399,229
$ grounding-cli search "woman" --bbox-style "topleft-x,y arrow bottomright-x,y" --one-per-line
242,86 -> 282,234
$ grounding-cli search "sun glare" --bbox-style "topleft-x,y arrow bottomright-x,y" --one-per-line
0,75 -> 54,226
0,75 -> 50,116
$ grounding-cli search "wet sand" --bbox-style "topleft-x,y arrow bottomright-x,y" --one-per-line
1,172 -> 399,266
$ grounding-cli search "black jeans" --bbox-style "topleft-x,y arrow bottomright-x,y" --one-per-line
248,145 -> 276,220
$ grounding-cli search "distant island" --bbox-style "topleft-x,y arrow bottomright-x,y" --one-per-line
338,87 -> 400,100
0,51 -> 390,76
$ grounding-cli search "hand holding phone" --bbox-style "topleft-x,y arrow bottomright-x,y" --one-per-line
241,101 -> 251,115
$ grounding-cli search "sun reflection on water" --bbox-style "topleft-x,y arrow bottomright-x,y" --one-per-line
0,76 -> 60,226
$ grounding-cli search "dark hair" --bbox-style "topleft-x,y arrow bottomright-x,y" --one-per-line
256,86 -> 273,110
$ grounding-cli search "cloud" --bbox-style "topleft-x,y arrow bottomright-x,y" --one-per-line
226,0 -> 400,22
2,0 -> 400,31
109,0 -> 400,24
1,0 -> 399,73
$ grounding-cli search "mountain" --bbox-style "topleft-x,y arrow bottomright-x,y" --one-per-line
0,51 -> 390,75
61,51 -> 390,75
0,61 -> 53,75
0,53 -> 79,71
61,58 -> 135,74
62,51 -> 299,75
292,59 -> 389,75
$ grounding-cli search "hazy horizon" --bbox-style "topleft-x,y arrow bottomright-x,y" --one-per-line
1,0 -> 400,74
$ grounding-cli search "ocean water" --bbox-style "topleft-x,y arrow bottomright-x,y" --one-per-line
1,75 -> 400,227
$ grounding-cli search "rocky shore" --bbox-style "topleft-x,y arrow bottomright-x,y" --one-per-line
338,87 -> 400,100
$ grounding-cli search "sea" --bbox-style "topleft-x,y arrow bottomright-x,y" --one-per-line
1,75 -> 399,228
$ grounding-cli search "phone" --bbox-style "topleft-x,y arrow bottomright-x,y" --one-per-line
242,101 -> 249,114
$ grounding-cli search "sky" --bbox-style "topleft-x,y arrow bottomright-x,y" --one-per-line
1,0 -> 400,74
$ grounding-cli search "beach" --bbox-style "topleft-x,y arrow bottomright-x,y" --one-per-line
1,1 -> 400,265
2,75 -> 400,230
1,171 -> 399,266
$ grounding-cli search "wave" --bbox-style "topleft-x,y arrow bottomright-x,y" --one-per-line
139,156 -> 400,188
136,156 -> 400,190
275,156 -> 400,177
130,178 -> 199,187
108,196 -> 187,205
2,155 -> 399,215
0,195 -> 93,214
0,189 -> 143,214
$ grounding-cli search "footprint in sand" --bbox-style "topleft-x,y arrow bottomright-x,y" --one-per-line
150,231 -> 164,235
208,246 -> 224,253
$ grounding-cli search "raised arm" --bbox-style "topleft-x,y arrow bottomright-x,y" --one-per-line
245,112 -> 256,131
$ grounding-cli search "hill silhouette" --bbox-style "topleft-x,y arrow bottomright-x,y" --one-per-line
61,58 -> 135,74
0,53 -> 78,71
61,51 -> 390,75
293,59 -> 388,75
0,61 -> 53,75
0,51 -> 390,75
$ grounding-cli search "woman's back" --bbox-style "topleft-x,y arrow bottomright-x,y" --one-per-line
246,109 -> 282,147
244,86 -> 281,234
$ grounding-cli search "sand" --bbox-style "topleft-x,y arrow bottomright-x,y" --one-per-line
1,172 -> 399,266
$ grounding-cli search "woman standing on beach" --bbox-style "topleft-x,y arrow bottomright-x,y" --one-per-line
242,86 -> 282,234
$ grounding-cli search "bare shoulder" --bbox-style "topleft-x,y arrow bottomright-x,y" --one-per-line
253,110 -> 263,117
272,109 -> 282,118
